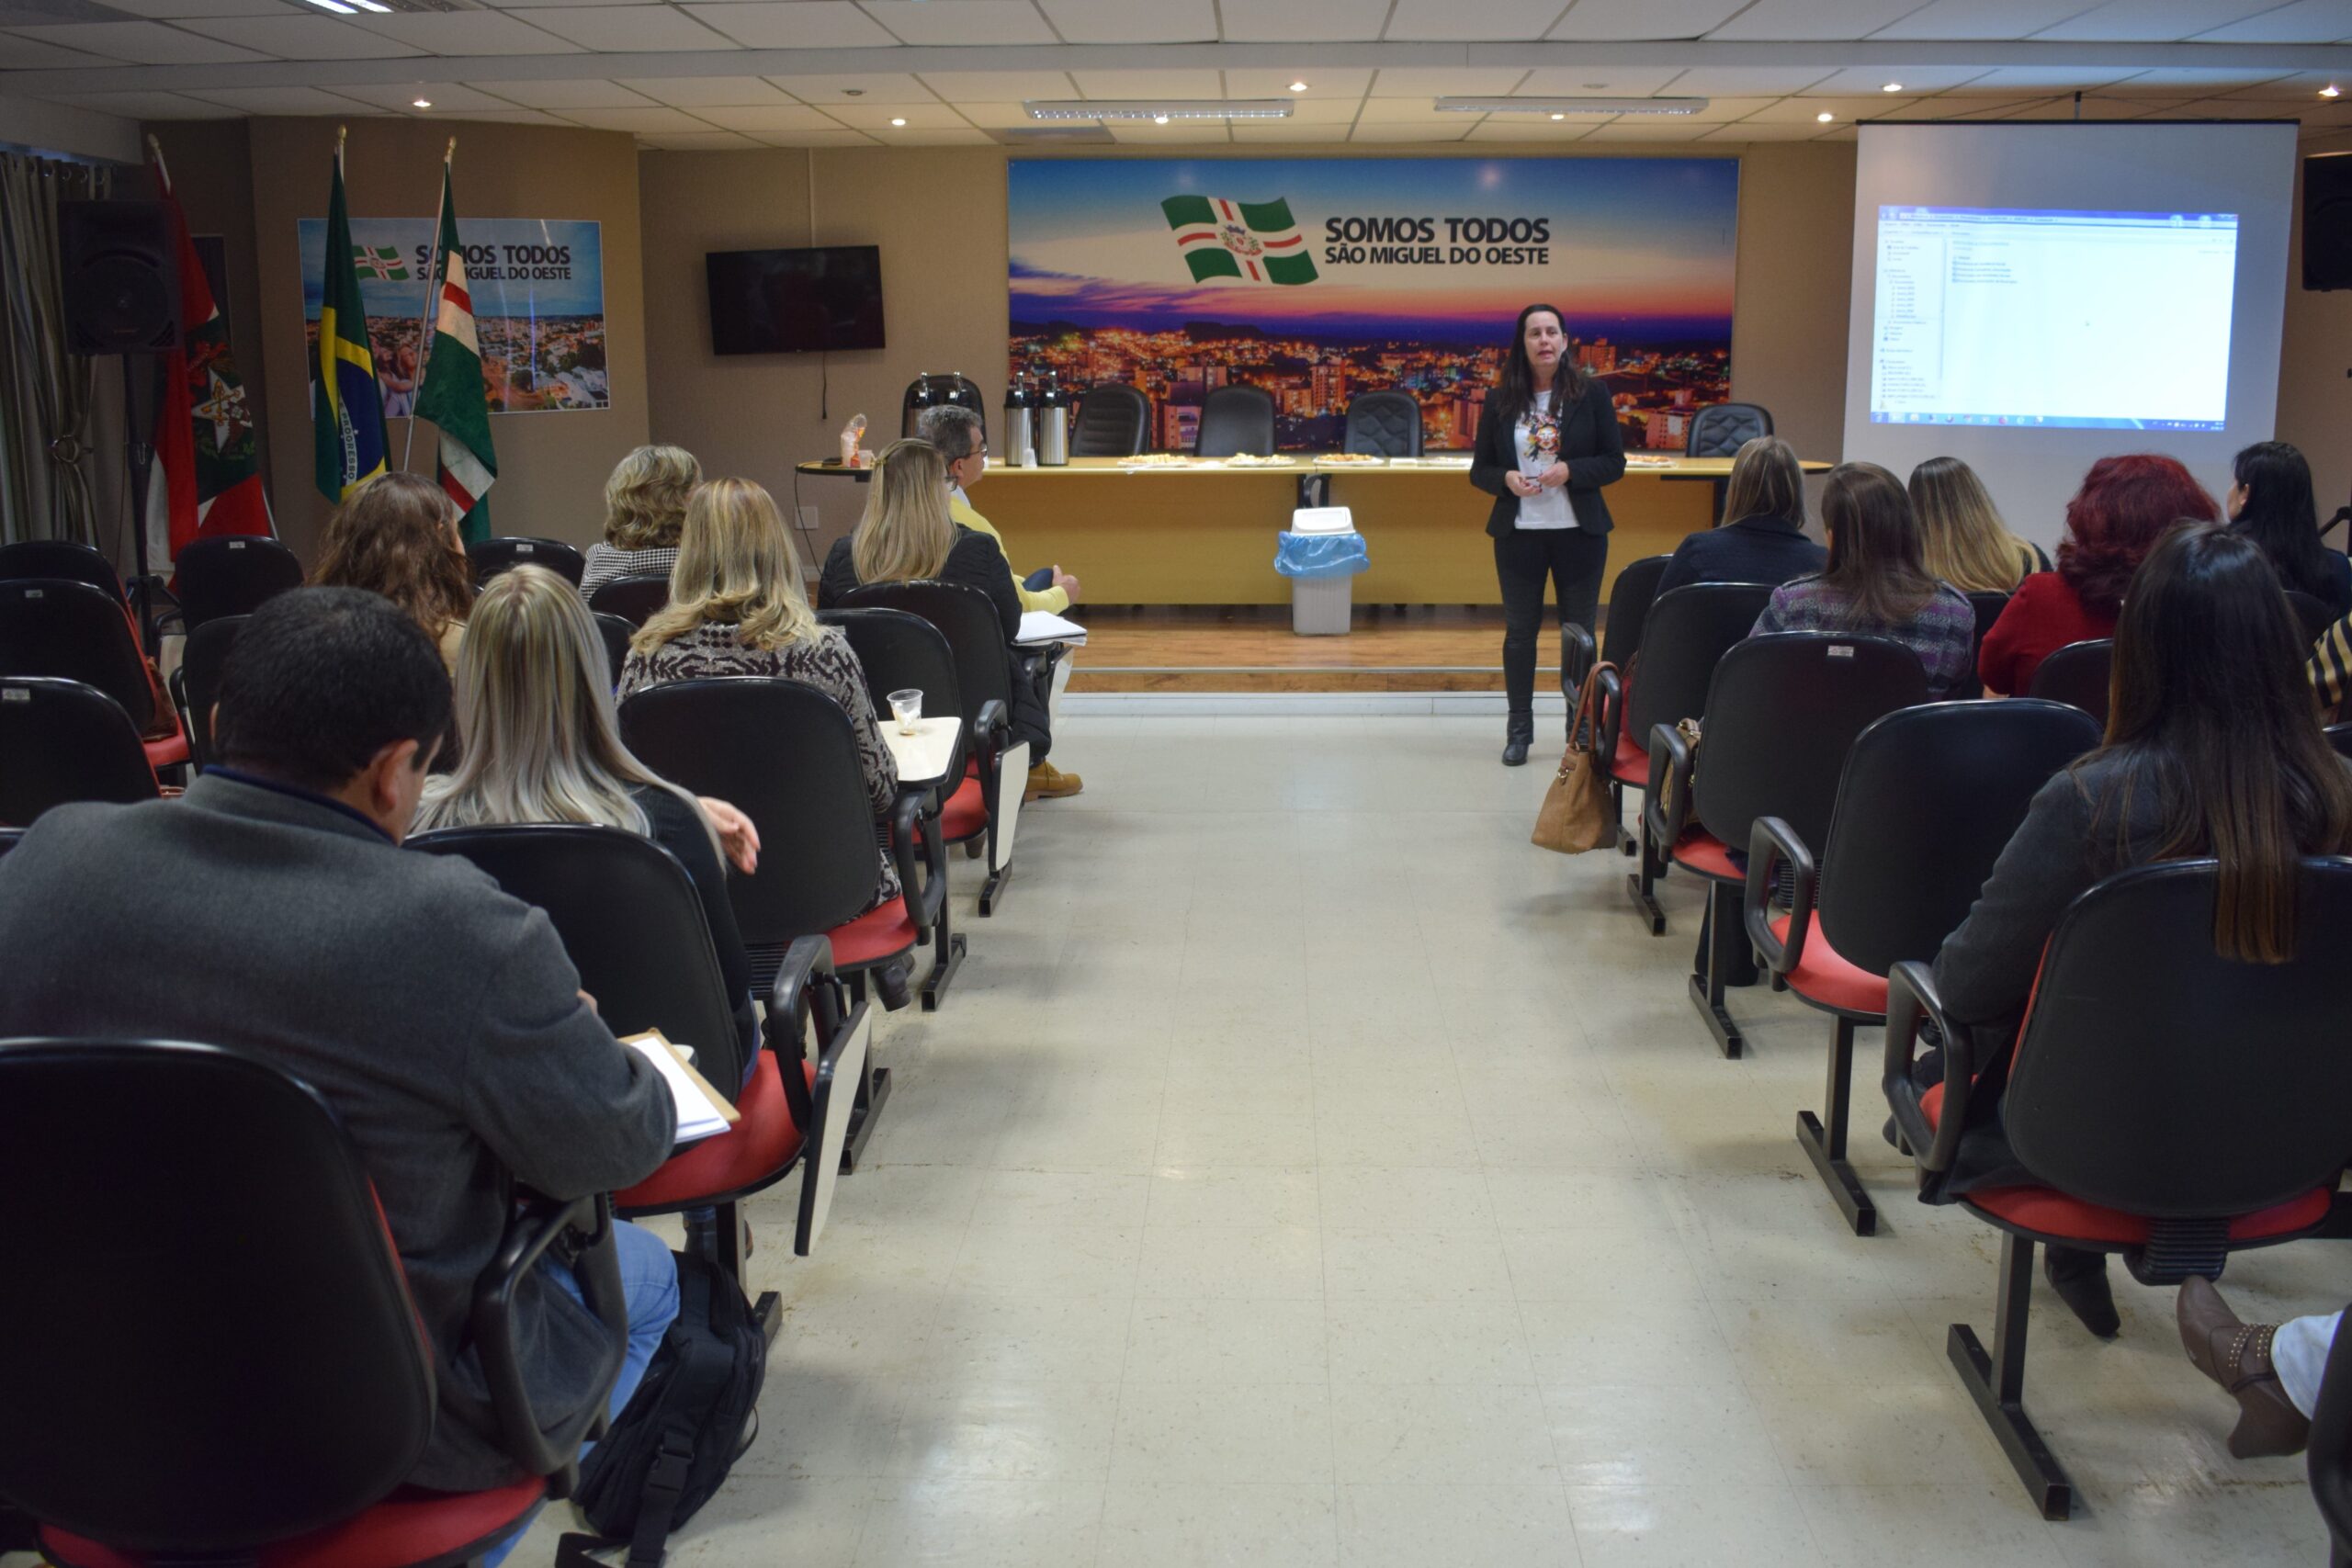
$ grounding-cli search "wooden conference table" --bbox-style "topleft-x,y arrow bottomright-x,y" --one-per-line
797,454 -> 1832,607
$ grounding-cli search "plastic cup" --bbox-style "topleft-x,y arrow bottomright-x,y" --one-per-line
888,688 -> 922,735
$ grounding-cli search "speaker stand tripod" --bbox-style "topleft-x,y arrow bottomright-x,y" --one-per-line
119,351 -> 163,660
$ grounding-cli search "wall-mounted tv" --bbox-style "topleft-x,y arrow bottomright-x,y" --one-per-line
705,244 -> 885,355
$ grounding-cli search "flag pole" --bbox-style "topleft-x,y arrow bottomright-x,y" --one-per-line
401,137 -> 454,471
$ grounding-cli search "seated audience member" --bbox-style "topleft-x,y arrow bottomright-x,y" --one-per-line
1908,454 -> 2050,593
1922,525 -> 2352,1339
2309,608 -> 2352,718
1652,435 -> 1825,597
313,470 -> 474,675
416,564 -> 764,1077
818,438 -> 1069,800
582,444 -> 701,596
0,588 -> 679,1513
2229,439 -> 2352,618
1749,460 -> 1976,697
1977,454 -> 2218,695
2177,1279 -> 2341,1459
620,476 -> 909,927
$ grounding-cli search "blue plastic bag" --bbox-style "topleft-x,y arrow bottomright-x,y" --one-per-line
1275,530 -> 1368,579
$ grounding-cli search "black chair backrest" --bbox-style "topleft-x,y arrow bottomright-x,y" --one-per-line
0,1038 -> 435,1550
2328,720 -> 2352,761
589,572 -> 671,628
172,536 -> 302,628
2004,859 -> 2352,1217
1623,581 -> 1776,742
1951,590 -> 2011,701
1342,390 -> 1423,457
1600,554 -> 1674,671
409,824 -> 746,1096
820,605 -> 962,722
0,578 -> 156,730
2287,588 -> 2337,644
1816,700 -> 2101,976
470,536 -> 588,590
178,613 -> 245,768
0,539 -> 122,603
1684,401 -> 1772,459
619,678 -> 881,942
1195,384 -> 1277,458
837,580 -> 1012,724
594,612 -> 635,688
2027,637 -> 2113,727
0,676 -> 158,826
1071,384 -> 1150,457
1690,633 -> 1928,855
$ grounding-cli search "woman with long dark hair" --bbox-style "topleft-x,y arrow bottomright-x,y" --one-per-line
1926,522 -> 2352,1337
2228,440 -> 2351,616
1468,302 -> 1625,765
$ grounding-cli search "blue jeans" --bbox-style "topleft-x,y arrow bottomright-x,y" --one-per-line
482,1218 -> 680,1566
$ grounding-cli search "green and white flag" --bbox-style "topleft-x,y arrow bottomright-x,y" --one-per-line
413,158 -> 495,542
354,243 -> 409,281
1161,194 -> 1317,286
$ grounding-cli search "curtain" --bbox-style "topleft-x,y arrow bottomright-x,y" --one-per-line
0,151 -> 110,547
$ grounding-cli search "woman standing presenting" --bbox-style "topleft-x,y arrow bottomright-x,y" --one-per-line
1470,303 -> 1626,765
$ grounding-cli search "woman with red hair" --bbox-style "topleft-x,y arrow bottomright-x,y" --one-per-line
1977,454 -> 2220,695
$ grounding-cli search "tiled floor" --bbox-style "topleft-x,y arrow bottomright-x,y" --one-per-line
481,713 -> 2352,1562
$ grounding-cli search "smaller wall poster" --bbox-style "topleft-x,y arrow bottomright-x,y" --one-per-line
299,217 -> 607,413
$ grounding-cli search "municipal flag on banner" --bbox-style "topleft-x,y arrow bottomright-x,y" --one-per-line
1160,195 -> 1317,286
146,140 -> 272,564
413,163 -> 496,542
354,244 -> 408,281
312,137 -> 389,503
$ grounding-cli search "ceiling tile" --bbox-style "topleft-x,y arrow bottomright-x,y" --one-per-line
1356,96 -> 1488,123
1223,66 -> 1373,98
1228,118 -> 1346,140
1367,67 -> 1528,96
1265,96 -> 1362,122
1668,94 -> 1781,121
1872,95 -> 2052,118
887,126 -> 993,142
1742,94 -> 1917,122
557,104 -> 710,130
1802,65 -> 1993,94
1463,115 -> 1601,140
1710,0 -> 1928,36
2165,95 -> 2312,118
1349,120 -> 1470,141
1577,117 -> 1722,138
1547,0 -> 1747,36
1070,70 -> 1223,97
681,2 -> 894,46
1515,66 -> 1686,96
954,99 -> 1046,127
910,69 -> 1072,98
861,1 -> 1053,43
1103,118 -> 1231,141
190,85 -> 388,110
639,129 -> 758,148
1659,65 -> 1839,95
178,15 -> 422,57
2033,0 -> 2284,40
0,32 -> 119,66
28,87 -> 242,115
8,19 -> 266,62
1699,118 -> 1840,138
615,74 -> 790,104
2195,0 -> 2352,42
691,101 -> 840,129
1384,0 -> 1573,39
350,11 -> 583,53
1961,64 -> 2154,89
1035,0 -> 1216,40
824,100 -> 967,127
767,72 -> 937,101
518,6 -> 737,50
469,77 -> 655,107
334,82 -> 516,111
2106,66 -> 2297,92
1220,0 -> 1391,41
2221,71 -> 2352,99
746,126 -> 876,144
92,0 -> 297,16
475,0 -> 665,8
1871,0 -> 2101,39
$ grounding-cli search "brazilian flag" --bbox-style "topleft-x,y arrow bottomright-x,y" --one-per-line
312,139 -> 388,504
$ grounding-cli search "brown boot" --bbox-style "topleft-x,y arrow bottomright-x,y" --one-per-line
1024,761 -> 1082,802
2177,1276 -> 2312,1458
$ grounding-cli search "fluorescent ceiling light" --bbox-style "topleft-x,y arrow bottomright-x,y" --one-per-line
1024,99 -> 1295,121
292,0 -> 359,14
1437,96 -> 1708,116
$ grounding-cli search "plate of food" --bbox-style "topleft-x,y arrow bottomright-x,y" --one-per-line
1224,454 -> 1298,468
1314,452 -> 1385,466
1119,454 -> 1193,468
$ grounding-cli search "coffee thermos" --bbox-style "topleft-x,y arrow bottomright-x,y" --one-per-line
1004,371 -> 1035,464
900,373 -> 986,439
1036,370 -> 1069,467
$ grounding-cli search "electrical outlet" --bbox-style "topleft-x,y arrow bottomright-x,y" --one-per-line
796,505 -> 820,532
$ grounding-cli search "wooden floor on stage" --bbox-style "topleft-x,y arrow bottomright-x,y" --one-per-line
1068,605 -> 1579,692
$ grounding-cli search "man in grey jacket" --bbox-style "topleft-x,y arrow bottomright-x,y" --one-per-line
0,587 -> 679,1507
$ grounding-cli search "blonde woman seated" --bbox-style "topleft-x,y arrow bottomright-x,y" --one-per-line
620,478 -> 904,917
414,565 -> 765,1076
582,444 -> 700,596
314,470 -> 472,674
1907,455 -> 2051,594
816,438 -> 1071,800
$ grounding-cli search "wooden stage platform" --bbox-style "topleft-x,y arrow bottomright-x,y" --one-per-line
1066,604 -> 1558,694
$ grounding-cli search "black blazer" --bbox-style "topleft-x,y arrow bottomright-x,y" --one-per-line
1653,513 -> 1826,599
1468,378 -> 1626,538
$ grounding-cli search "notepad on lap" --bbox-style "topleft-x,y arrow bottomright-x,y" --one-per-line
1017,611 -> 1088,647
622,1029 -> 740,1146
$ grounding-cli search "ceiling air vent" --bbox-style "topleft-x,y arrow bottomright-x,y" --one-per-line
989,125 -> 1116,146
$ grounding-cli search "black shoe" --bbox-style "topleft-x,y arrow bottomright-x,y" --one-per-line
2044,1248 -> 2121,1338
1501,711 -> 1533,768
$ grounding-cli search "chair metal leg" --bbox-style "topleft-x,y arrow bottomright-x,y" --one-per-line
978,859 -> 1012,917
1950,1233 -> 2073,1520
1797,1016 -> 1877,1235
1624,827 -> 1668,935
837,969 -> 893,1174
1688,881 -> 1744,1057
1611,779 -> 1636,855
922,894 -> 967,1011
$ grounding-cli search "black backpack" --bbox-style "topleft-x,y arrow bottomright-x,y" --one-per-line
557,1249 -> 766,1568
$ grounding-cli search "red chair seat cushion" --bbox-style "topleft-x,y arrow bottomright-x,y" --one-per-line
1917,1082 -> 2333,1246
1769,912 -> 1888,1015
1609,728 -> 1646,785
828,895 -> 918,968
1668,829 -> 1738,882
42,1480 -> 543,1568
142,728 -> 189,769
913,776 -> 987,845
616,1052 -> 815,1211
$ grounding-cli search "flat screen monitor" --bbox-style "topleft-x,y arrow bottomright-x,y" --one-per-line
705,244 -> 884,355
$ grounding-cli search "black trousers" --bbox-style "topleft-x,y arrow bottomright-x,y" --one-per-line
1494,526 -> 1610,716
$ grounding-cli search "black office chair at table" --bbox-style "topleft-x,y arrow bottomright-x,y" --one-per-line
1070,385 -> 1151,457
0,676 -> 162,827
1645,632 -> 1928,1056
1684,403 -> 1774,518
469,536 -> 587,590
1743,699 -> 2101,1233
1883,858 -> 2352,1519
172,535 -> 302,629
0,1037 -> 627,1568
2026,637 -> 2113,726
1341,390 -> 1422,457
0,578 -> 187,772
588,572 -> 671,628
1194,384 -> 1277,458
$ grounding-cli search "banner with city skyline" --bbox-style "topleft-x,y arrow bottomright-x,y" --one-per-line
1010,157 -> 1740,452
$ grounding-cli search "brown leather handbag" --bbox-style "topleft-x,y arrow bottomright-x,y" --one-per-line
1531,661 -> 1617,855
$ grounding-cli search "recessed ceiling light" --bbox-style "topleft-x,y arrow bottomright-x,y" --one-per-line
1288,80 -> 1307,93
2325,85 -> 2343,99
889,117 -> 906,126
1549,112 -> 1565,120
1816,111 -> 1836,122
1153,114 -> 1170,123
413,97 -> 431,108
